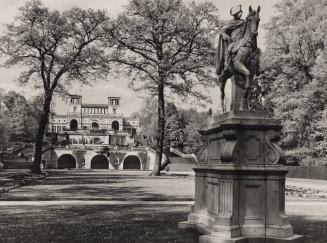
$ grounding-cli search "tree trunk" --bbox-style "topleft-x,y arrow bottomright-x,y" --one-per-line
31,93 -> 52,174
152,82 -> 165,176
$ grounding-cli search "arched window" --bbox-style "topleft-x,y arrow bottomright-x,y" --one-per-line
70,119 -> 78,131
112,121 -> 119,131
92,122 -> 99,129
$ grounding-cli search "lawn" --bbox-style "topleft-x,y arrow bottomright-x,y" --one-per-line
0,170 -> 326,243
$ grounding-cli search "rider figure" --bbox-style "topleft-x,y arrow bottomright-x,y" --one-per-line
220,5 -> 245,77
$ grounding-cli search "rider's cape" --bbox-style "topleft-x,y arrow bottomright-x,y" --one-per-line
216,19 -> 245,75
215,33 -> 227,76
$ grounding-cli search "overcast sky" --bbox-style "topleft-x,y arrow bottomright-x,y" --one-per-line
0,0 -> 278,115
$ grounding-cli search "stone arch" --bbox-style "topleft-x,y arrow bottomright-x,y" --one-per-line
123,155 -> 141,170
91,155 -> 109,169
70,119 -> 78,131
92,121 -> 99,129
57,154 -> 77,169
112,120 -> 119,131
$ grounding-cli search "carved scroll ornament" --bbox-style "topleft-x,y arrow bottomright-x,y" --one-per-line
221,130 -> 238,162
197,135 -> 209,164
265,130 -> 284,164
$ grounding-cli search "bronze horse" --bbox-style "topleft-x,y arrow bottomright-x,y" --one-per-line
217,6 -> 261,112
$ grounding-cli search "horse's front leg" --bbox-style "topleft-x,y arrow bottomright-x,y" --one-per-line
233,59 -> 251,110
233,59 -> 251,89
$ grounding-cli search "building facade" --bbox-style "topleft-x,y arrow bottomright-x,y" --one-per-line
44,94 -> 153,170
49,94 -> 139,136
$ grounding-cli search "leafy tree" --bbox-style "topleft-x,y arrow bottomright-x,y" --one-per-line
0,0 -> 109,173
138,97 -> 213,155
138,96 -> 158,144
261,0 -> 327,165
3,91 -> 31,141
1,91 -> 43,143
104,0 -> 219,175
164,102 -> 187,151
181,107 -> 211,153
0,89 -> 9,152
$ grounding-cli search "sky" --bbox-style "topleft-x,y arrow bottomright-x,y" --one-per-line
0,0 -> 278,116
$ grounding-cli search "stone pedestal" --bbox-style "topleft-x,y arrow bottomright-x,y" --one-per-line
179,111 -> 303,243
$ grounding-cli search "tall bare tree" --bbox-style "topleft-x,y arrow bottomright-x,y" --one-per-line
0,0 -> 109,173
104,0 -> 220,175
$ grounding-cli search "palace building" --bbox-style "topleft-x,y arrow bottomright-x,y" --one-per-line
43,94 -> 154,170
49,94 -> 139,137
48,94 -> 141,147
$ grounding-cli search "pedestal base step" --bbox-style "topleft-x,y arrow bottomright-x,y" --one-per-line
200,235 -> 303,243
178,221 -> 303,243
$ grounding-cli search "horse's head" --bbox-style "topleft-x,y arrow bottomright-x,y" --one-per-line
246,6 -> 261,37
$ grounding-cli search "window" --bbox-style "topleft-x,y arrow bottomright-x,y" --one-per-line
110,99 -> 119,106
73,107 -> 77,113
112,121 -> 119,131
71,98 -> 79,104
57,126 -> 61,132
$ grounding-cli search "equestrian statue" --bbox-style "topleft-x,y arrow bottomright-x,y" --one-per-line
216,5 -> 261,112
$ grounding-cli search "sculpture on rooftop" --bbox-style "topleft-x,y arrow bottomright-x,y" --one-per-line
216,5 -> 261,112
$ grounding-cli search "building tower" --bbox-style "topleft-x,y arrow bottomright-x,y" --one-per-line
108,97 -> 121,115
68,94 -> 82,131
108,97 -> 122,131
